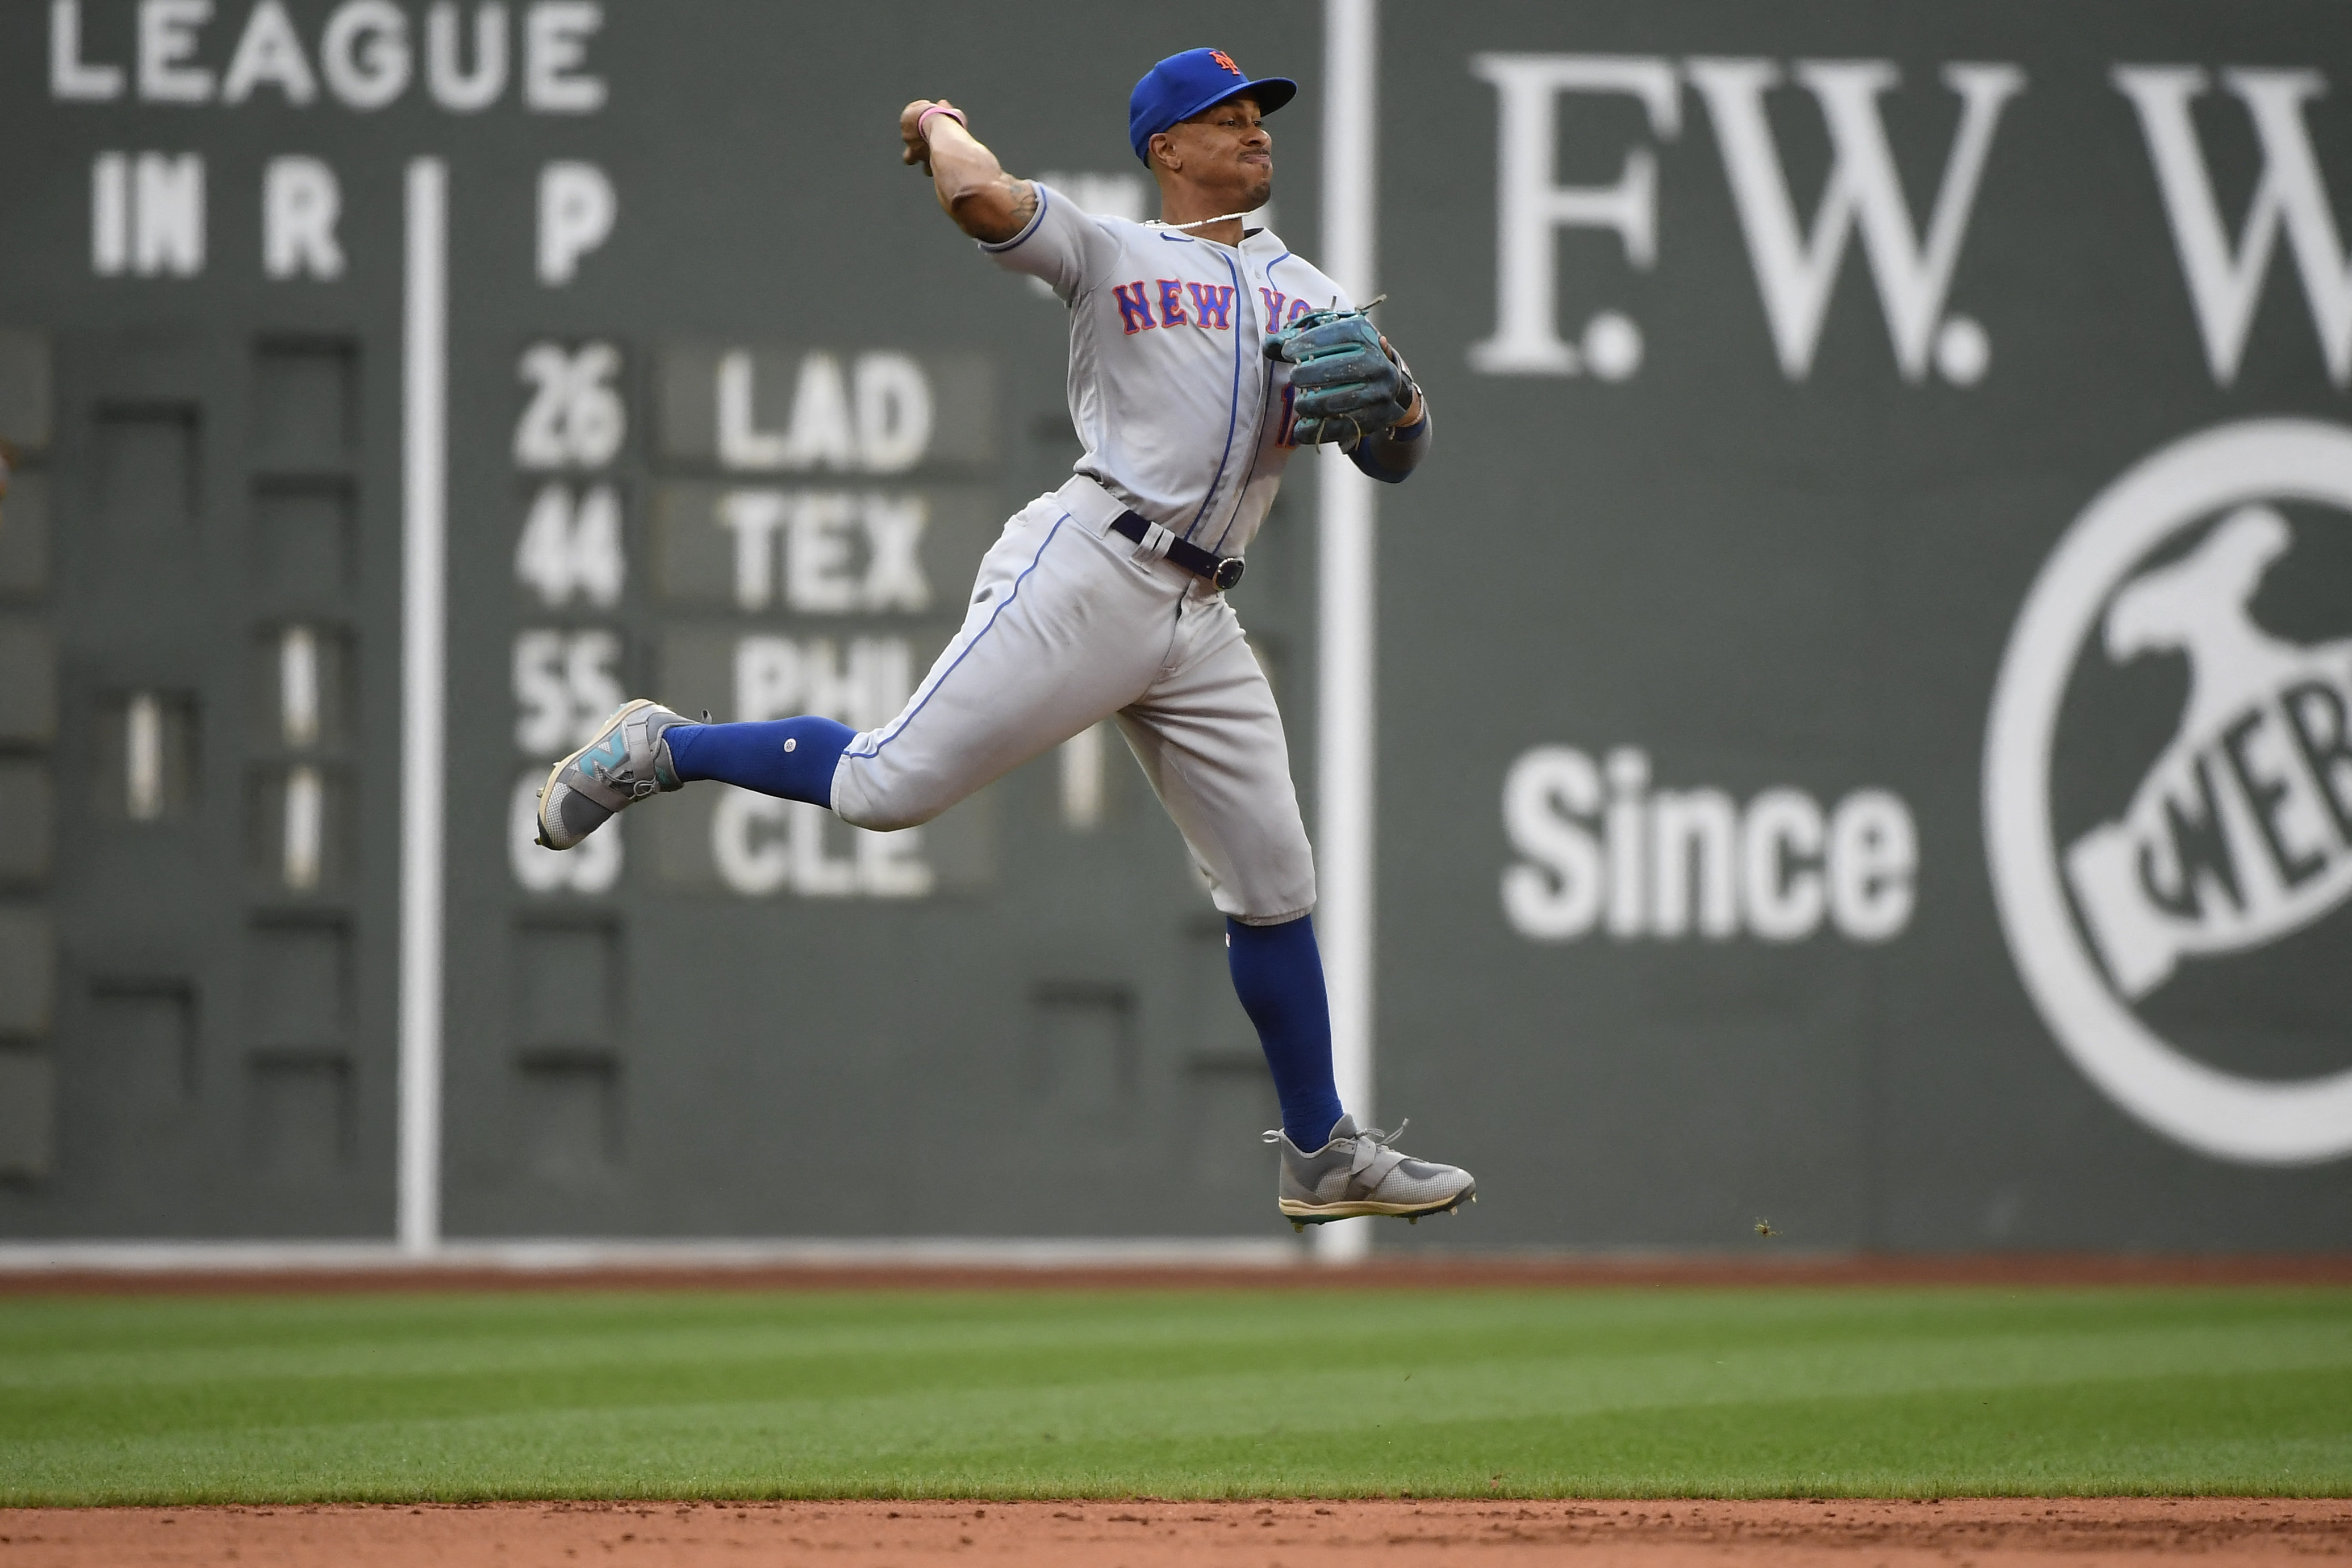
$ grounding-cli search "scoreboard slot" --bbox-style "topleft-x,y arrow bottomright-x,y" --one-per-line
0,469 -> 51,593
0,329 -> 53,455
89,979 -> 200,1101
245,1049 -> 354,1182
512,918 -> 620,1052
94,401 -> 201,549
0,1051 -> 55,1181
0,761 -> 53,884
252,478 -> 356,600
246,762 -> 352,893
512,1049 -> 623,1185
250,337 -> 357,476
95,688 -> 197,821
86,979 -> 203,1189
245,914 -> 351,1049
0,908 -> 56,1042
0,620 -> 59,749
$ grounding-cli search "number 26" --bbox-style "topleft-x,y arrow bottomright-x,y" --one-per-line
514,341 -> 625,470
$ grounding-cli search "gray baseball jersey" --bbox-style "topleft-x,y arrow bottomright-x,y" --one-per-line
986,180 -> 1353,557
829,182 -> 1341,922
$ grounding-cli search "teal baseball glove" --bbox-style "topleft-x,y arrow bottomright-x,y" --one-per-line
1265,299 -> 1416,450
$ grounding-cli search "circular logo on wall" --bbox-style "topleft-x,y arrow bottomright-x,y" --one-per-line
1985,419 -> 2352,1165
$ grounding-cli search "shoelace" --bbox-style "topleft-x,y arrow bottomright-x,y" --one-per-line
586,755 -> 659,800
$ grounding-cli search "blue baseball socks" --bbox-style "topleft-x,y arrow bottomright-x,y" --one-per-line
664,717 -> 854,807
1226,914 -> 1345,1152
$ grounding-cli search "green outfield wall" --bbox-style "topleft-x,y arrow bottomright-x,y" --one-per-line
0,1 -> 2345,1249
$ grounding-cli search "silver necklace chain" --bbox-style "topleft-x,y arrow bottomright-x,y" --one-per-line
1145,210 -> 1260,232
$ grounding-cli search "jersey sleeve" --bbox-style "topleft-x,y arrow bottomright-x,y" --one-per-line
979,181 -> 1121,303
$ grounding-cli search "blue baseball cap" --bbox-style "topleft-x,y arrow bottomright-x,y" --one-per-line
1129,48 -> 1297,165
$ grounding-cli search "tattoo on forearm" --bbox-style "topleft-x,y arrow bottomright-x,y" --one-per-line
1009,180 -> 1038,227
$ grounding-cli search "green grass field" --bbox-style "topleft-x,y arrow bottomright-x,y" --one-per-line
2,1285 -> 2348,1504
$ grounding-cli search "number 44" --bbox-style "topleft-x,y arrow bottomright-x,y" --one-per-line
516,482 -> 624,608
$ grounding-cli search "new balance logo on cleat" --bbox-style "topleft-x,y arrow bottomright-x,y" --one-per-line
577,730 -> 631,779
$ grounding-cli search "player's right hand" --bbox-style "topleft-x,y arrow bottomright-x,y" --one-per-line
900,99 -> 955,172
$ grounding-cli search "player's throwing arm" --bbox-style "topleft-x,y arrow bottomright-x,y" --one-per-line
898,98 -> 1037,243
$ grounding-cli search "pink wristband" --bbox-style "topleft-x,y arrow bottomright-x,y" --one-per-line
917,104 -> 968,140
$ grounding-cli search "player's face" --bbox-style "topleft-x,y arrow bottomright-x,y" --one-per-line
1167,94 -> 1274,210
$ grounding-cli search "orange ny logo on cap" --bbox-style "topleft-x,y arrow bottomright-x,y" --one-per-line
1210,50 -> 1242,77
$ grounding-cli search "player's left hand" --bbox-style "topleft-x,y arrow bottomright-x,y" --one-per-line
1267,311 -> 1416,447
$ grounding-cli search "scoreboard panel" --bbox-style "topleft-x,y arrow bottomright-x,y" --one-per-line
1,0 -> 1324,1240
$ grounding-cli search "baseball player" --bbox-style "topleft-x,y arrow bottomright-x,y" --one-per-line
535,48 -> 1476,1228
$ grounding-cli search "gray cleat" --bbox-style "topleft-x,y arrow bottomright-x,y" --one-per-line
1267,1114 -> 1477,1226
535,699 -> 691,850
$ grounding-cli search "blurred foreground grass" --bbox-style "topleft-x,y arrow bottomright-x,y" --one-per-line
2,1285 -> 2347,1503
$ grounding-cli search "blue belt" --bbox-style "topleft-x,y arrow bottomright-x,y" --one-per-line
1111,509 -> 1246,592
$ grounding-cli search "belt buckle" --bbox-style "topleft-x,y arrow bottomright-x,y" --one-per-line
1211,556 -> 1245,591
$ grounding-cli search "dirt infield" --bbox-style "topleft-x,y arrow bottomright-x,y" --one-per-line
2,1500 -> 2346,1567
6,1253 -> 2352,1296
